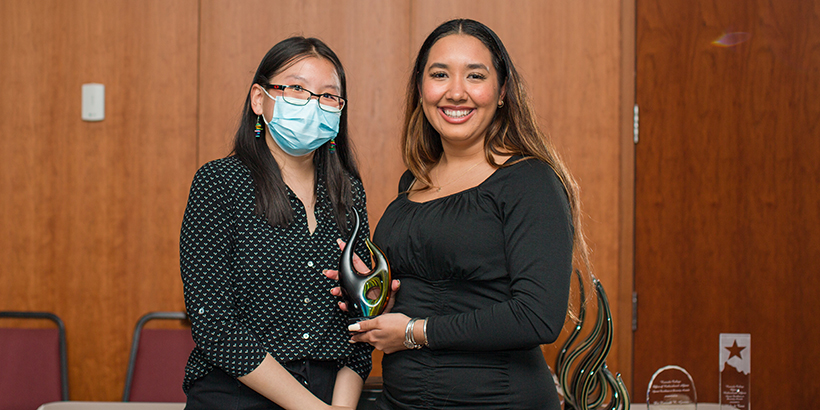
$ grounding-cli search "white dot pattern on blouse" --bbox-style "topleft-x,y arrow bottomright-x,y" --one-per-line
180,156 -> 372,391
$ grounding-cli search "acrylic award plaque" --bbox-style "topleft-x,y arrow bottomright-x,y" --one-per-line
646,365 -> 697,410
338,208 -> 392,323
719,333 -> 750,410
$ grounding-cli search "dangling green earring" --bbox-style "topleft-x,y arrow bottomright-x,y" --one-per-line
329,139 -> 336,153
255,115 -> 263,138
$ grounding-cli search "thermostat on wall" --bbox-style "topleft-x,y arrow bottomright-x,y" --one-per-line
82,83 -> 105,121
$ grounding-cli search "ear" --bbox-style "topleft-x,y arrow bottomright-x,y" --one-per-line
498,81 -> 507,106
250,84 -> 266,116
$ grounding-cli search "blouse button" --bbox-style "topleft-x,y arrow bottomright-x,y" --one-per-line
307,261 -> 314,268
198,308 -> 204,314
303,298 -> 310,304
302,333 -> 310,339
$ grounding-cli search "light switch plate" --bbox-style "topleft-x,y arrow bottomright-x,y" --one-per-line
82,83 -> 105,121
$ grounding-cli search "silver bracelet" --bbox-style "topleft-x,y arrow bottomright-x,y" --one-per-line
409,318 -> 423,349
422,318 -> 429,347
403,317 -> 421,349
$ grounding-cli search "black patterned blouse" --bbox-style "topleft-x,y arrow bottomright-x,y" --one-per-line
180,156 -> 373,392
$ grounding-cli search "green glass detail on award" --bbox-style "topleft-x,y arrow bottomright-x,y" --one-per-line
555,271 -> 631,410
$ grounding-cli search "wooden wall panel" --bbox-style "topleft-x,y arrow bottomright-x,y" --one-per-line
619,0 -> 637,391
0,0 -> 198,401
1,0 -> 632,400
635,0 -> 820,406
410,0 -> 629,380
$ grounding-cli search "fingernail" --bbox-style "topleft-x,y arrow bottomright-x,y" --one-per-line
348,323 -> 361,331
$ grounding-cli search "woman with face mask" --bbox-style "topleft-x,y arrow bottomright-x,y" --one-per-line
179,37 -> 371,410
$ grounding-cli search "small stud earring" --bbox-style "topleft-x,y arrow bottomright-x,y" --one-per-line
498,100 -> 504,108
255,116 -> 262,138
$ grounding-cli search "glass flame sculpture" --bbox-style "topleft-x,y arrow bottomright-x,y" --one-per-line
555,271 -> 630,410
338,208 -> 392,323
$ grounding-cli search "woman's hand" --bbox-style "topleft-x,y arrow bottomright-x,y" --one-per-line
324,239 -> 400,312
348,313 -> 412,354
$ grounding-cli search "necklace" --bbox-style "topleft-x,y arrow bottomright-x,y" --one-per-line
432,160 -> 484,192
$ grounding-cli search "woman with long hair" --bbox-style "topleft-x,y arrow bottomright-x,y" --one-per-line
180,36 -> 371,410
344,19 -> 593,409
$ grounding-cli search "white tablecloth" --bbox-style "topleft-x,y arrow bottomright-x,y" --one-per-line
37,403 -> 185,410
630,405 -> 723,410
38,401 -> 726,410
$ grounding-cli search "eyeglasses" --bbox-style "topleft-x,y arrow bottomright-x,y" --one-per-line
263,84 -> 346,112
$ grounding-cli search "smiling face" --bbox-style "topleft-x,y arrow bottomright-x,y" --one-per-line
420,34 -> 505,147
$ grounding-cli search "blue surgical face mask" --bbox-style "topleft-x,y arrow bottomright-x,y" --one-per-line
262,90 -> 341,157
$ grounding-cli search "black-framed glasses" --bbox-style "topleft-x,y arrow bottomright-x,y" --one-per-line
263,84 -> 346,112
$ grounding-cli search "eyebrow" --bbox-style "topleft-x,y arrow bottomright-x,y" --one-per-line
427,62 -> 490,71
284,74 -> 341,93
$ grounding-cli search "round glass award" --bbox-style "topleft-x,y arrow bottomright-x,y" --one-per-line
646,365 -> 697,410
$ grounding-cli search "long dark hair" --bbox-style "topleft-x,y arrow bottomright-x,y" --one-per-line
233,37 -> 359,233
402,19 -> 594,315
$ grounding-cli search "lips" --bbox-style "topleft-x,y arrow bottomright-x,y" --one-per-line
439,107 -> 475,123
442,108 -> 472,118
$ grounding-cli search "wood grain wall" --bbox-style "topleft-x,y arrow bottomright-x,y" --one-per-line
634,0 -> 820,406
1,0 -> 630,401
0,0 -> 198,401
